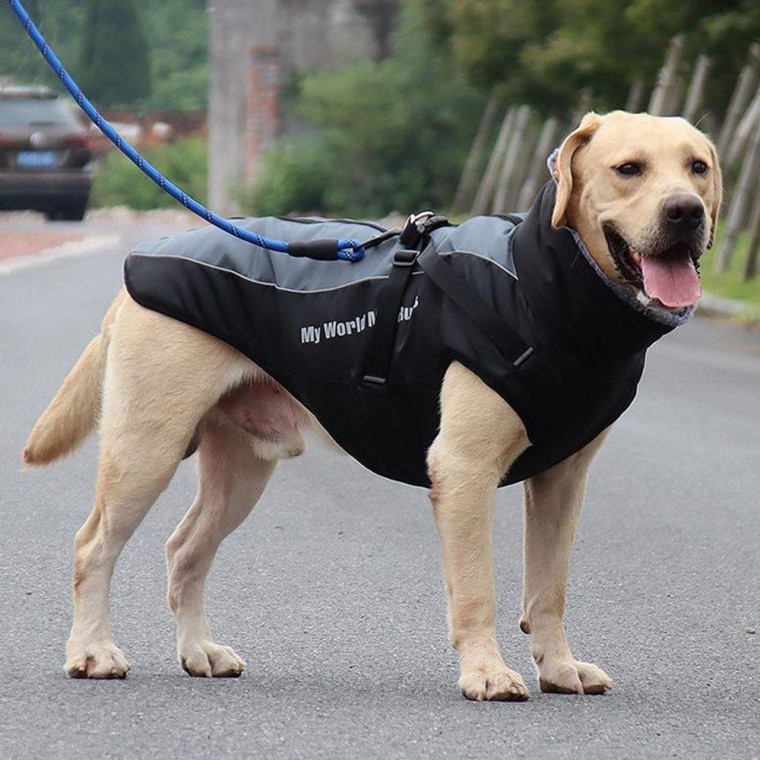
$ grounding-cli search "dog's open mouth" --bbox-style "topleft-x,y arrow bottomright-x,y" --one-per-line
603,227 -> 702,309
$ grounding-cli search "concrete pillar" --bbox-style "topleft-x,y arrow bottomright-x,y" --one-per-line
208,0 -> 278,215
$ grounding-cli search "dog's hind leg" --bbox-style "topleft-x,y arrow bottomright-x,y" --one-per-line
520,429 -> 614,695
65,300 -> 249,678
166,411 -> 277,677
427,362 -> 531,701
66,425 -> 183,679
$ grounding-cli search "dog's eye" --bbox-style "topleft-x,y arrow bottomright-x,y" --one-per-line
692,160 -> 709,175
615,162 -> 643,177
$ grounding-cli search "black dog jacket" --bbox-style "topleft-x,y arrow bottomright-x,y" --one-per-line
124,182 -> 685,488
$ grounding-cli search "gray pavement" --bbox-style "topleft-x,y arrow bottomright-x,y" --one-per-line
0,227 -> 758,759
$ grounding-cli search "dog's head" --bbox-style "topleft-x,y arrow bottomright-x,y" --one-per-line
550,110 -> 722,309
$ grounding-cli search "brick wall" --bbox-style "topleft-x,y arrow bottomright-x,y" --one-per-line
246,47 -> 280,184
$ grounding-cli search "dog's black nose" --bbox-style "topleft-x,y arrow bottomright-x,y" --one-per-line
663,194 -> 704,232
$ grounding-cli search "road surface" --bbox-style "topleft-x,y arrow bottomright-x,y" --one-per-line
1,216 -> 758,759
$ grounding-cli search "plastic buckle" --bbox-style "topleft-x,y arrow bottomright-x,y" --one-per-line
393,249 -> 418,267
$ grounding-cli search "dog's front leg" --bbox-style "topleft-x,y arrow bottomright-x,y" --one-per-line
427,363 -> 530,701
520,429 -> 614,695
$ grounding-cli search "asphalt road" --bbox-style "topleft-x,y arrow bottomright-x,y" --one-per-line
1,221 -> 758,760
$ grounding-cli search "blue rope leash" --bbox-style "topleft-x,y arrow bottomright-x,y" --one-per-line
7,0 -> 365,262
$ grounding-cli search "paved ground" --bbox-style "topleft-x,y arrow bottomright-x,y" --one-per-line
0,208 -> 196,261
0,221 -> 758,759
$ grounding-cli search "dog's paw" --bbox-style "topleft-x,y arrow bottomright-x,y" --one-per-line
459,665 -> 530,701
65,642 -> 131,679
538,659 -> 613,695
179,641 -> 246,678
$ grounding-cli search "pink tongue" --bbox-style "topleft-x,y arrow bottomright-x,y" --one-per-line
640,250 -> 701,308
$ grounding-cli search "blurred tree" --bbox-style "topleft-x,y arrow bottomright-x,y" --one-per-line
78,0 -> 151,106
0,0 -> 84,86
2,1 -> 205,110
354,0 -> 401,59
415,0 -> 760,115
625,0 -> 760,112
138,0 -> 207,111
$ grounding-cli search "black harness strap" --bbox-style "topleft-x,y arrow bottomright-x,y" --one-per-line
361,247 -> 421,387
417,246 -> 534,367
361,213 -> 453,387
360,212 -> 533,387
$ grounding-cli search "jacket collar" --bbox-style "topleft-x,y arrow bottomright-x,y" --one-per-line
512,182 -> 688,368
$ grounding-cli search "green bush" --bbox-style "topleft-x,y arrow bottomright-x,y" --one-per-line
241,134 -> 332,216
242,3 -> 485,218
90,135 -> 207,209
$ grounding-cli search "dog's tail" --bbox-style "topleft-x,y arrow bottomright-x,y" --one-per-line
23,291 -> 124,466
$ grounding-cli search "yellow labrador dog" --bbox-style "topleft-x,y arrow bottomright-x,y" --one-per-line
24,111 -> 721,700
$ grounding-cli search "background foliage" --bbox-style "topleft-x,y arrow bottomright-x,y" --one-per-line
416,0 -> 760,114
245,0 -> 759,215
3,0 -> 759,218
245,3 -> 485,216
1,0 -> 207,109
5,0 -> 757,116
91,136 -> 207,209
78,0 -> 151,106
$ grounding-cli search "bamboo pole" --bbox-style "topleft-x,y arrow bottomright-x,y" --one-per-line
714,120 -> 760,273
451,90 -> 499,214
572,88 -> 593,124
492,105 -> 531,214
666,73 -> 685,116
728,87 -> 760,165
682,55 -> 711,123
504,119 -> 540,213
742,189 -> 760,281
518,117 -> 561,210
472,107 -> 515,215
649,35 -> 684,116
717,42 -> 760,159
626,80 -> 646,113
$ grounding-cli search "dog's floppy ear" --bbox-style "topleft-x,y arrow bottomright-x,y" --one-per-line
705,138 -> 722,249
551,112 -> 603,229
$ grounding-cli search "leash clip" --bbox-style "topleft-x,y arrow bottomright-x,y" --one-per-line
399,211 -> 449,248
